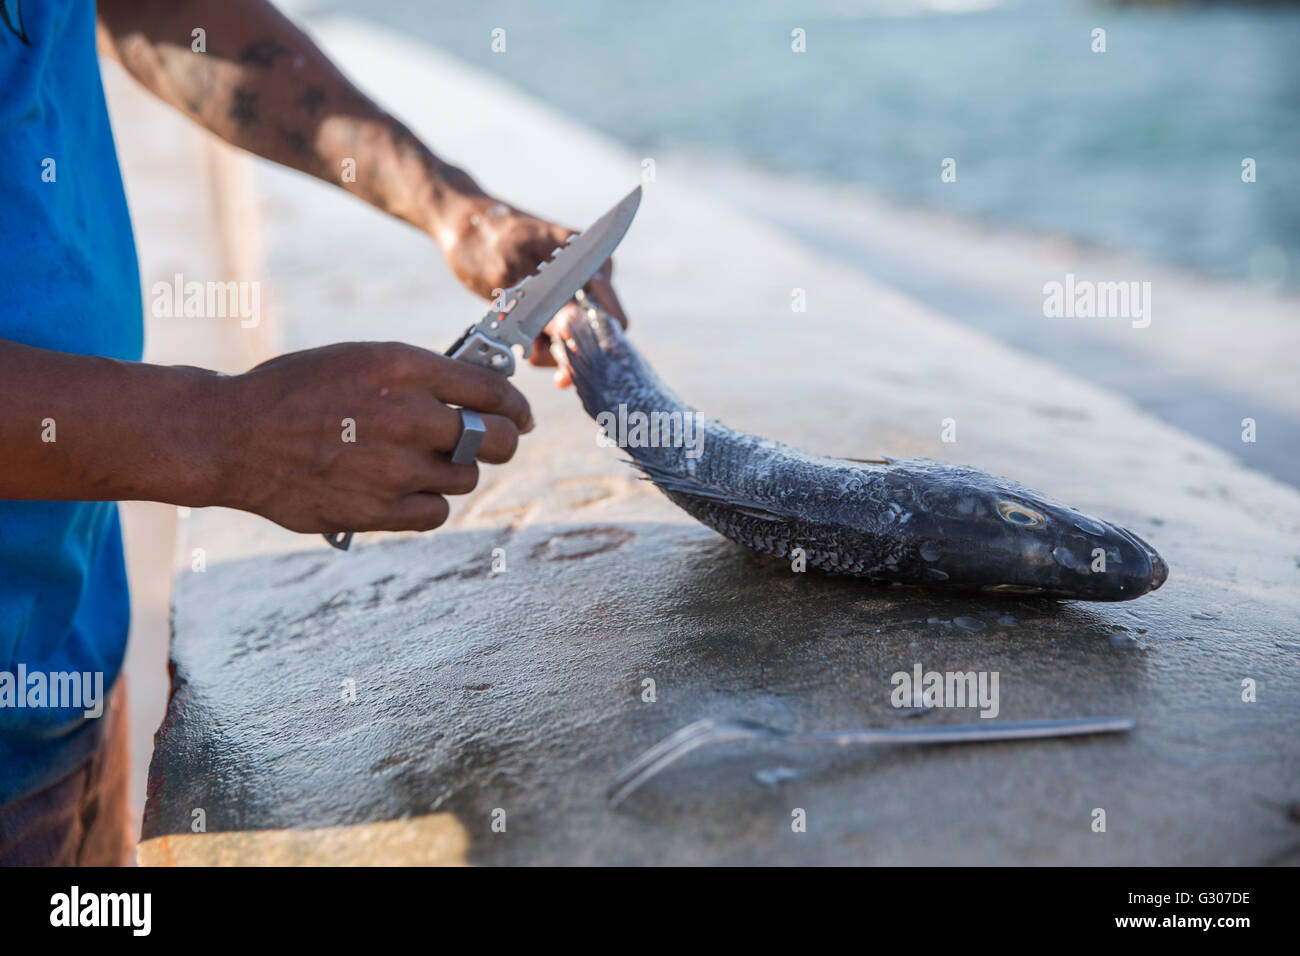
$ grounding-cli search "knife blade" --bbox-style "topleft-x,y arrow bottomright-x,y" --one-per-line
444,185 -> 641,377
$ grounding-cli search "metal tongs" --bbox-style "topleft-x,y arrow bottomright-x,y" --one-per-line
608,715 -> 1135,807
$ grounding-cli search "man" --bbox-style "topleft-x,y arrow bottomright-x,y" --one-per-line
0,0 -> 626,865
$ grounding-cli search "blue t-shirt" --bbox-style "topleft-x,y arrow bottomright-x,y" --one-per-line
0,0 -> 143,803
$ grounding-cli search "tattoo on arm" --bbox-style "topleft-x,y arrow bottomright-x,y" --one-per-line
278,126 -> 312,158
237,38 -> 289,69
100,7 -> 480,230
297,85 -> 326,115
389,121 -> 413,147
229,89 -> 260,128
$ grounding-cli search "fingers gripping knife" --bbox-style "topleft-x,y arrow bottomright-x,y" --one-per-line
322,186 -> 642,551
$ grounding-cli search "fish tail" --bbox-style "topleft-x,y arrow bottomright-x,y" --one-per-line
552,298 -> 620,423
554,298 -> 704,478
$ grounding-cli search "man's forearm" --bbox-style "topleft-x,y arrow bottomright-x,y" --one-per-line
0,339 -> 532,533
96,0 -> 484,247
0,340 -> 224,504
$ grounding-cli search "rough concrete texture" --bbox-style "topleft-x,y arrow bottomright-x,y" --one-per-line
138,814 -> 469,867
142,19 -> 1300,864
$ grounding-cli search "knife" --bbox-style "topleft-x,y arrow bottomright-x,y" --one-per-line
323,185 -> 642,550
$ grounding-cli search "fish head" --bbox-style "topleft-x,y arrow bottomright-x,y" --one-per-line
875,461 -> 1168,601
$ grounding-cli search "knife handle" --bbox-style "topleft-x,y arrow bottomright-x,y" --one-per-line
323,531 -> 353,551
445,329 -> 517,375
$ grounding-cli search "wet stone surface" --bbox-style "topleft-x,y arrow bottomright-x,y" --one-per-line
145,482 -> 1300,864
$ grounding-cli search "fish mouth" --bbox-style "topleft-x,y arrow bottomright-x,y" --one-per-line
1148,552 -> 1169,591
1121,528 -> 1168,593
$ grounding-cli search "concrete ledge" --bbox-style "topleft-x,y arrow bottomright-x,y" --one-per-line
139,814 -> 468,867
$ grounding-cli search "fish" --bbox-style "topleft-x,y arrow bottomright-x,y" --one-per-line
552,295 -> 1168,602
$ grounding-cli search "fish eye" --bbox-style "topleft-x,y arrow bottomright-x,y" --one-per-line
997,500 -> 1046,528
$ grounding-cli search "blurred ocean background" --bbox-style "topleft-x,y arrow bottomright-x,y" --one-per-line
295,0 -> 1300,486
313,0 -> 1300,290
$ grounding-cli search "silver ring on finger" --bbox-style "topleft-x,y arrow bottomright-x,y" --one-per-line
450,409 -> 487,465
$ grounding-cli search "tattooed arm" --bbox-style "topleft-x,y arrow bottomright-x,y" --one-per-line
96,0 -> 624,383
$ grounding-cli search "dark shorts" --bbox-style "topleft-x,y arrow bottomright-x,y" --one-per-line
0,680 -> 133,866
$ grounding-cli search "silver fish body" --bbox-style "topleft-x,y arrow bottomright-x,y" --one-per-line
554,300 -> 1168,602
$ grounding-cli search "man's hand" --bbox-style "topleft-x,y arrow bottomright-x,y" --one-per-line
438,195 -> 628,388
215,343 -> 532,534
0,339 -> 530,537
